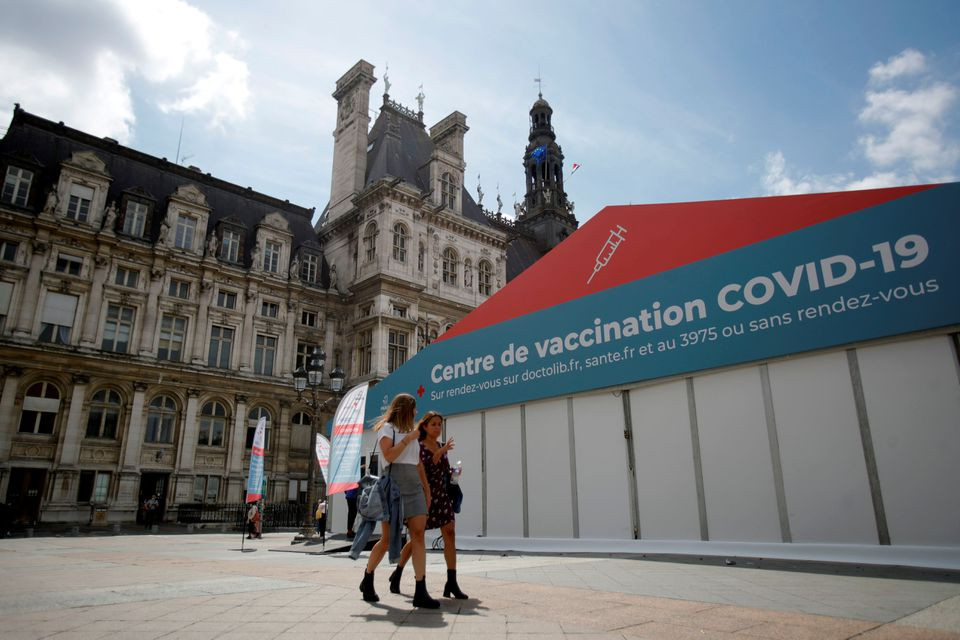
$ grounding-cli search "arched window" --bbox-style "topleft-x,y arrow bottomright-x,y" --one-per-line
442,248 -> 458,285
291,411 -> 311,450
18,381 -> 60,434
198,401 -> 228,447
440,172 -> 457,209
392,223 -> 408,262
246,406 -> 272,450
363,222 -> 378,262
86,389 -> 121,439
478,260 -> 493,296
145,395 -> 177,443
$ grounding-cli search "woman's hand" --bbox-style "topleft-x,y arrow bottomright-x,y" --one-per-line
442,438 -> 455,454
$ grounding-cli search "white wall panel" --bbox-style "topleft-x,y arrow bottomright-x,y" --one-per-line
571,392 -> 632,539
768,353 -> 877,543
445,412 -> 483,537
857,336 -> 960,545
696,367 -> 781,542
629,380 -> 700,540
484,405 -> 524,536
525,397 -> 574,538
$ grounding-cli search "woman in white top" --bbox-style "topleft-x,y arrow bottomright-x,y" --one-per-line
359,393 -> 439,608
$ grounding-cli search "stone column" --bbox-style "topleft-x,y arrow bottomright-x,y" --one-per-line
191,280 -> 214,364
56,374 -> 90,468
225,394 -> 247,501
13,241 -> 50,337
0,366 -> 24,463
80,255 -> 110,347
138,267 -> 164,356
173,389 -> 201,504
239,290 -> 257,372
114,381 -> 149,520
281,300 -> 296,376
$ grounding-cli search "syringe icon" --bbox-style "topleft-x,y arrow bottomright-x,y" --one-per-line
587,225 -> 627,284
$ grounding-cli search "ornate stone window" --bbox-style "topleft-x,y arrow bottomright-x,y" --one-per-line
39,292 -> 78,344
158,314 -> 187,362
478,260 -> 493,296
291,411 -> 311,451
122,201 -> 148,237
115,267 -> 140,288
145,395 -> 177,443
65,183 -> 94,221
363,222 -> 378,262
174,215 -> 197,250
0,239 -> 18,262
441,172 -> 457,209
77,470 -> 111,503
198,401 -> 227,447
388,330 -> 408,373
392,223 -> 408,262
300,253 -> 320,283
442,247 -> 458,285
254,334 -> 277,376
102,304 -> 135,354
219,229 -> 242,263
18,381 -> 61,434
356,329 -> 372,376
208,325 -> 234,369
193,476 -> 220,503
2,166 -> 33,207
263,240 -> 282,273
296,341 -> 319,369
86,389 -> 122,439
246,406 -> 272,449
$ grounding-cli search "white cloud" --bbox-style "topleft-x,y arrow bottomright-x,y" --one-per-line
761,49 -> 958,196
0,0 -> 250,143
869,49 -> 926,84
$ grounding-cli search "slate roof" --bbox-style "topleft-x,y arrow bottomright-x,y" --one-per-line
1,106 -> 327,283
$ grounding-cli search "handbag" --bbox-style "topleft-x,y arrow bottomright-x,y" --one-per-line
357,430 -> 394,521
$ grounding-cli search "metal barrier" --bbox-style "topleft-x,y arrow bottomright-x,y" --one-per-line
176,502 -> 306,529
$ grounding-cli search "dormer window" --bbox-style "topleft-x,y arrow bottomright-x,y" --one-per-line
300,254 -> 319,283
220,229 -> 241,262
263,240 -> 281,273
66,183 -> 94,221
2,166 -> 33,207
441,172 -> 457,209
122,201 -> 148,237
174,215 -> 197,250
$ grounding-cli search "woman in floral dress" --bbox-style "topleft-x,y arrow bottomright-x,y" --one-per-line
388,411 -> 468,599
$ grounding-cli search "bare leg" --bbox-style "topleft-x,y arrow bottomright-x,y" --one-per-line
365,521 -> 390,573
441,521 -> 457,570
407,514 -> 428,579
397,537 -> 413,568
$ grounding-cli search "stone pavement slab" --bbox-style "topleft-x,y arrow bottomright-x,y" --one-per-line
0,532 -> 957,639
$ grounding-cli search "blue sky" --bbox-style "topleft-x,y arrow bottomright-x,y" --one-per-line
2,1 -> 958,224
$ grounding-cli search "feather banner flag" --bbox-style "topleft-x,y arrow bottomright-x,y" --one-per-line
245,417 -> 266,503
315,433 -> 331,484
326,383 -> 369,494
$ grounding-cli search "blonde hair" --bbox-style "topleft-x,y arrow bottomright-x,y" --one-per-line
374,393 -> 417,433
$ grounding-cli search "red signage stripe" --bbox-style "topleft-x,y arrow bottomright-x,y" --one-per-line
440,184 -> 936,342
251,446 -> 264,456
327,481 -> 359,493
333,423 -> 363,435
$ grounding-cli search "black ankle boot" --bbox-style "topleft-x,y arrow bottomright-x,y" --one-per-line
443,569 -> 468,599
412,577 -> 440,609
389,565 -> 404,594
359,570 -> 379,602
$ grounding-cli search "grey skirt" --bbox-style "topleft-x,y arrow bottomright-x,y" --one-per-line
387,463 -> 427,518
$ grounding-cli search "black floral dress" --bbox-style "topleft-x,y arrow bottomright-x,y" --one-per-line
421,442 -> 455,530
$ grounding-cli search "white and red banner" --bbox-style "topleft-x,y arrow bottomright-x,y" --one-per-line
245,417 -> 266,503
326,383 -> 368,495
315,433 -> 330,485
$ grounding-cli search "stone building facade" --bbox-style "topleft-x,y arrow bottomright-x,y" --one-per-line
0,107 -> 344,526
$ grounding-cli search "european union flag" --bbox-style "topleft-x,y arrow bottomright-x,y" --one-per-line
532,145 -> 546,164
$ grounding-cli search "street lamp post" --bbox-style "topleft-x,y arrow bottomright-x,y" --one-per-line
292,347 -> 345,542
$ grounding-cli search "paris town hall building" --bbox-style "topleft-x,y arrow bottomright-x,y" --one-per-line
0,59 -> 577,527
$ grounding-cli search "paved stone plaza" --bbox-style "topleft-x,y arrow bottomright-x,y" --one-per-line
1,532 -> 958,639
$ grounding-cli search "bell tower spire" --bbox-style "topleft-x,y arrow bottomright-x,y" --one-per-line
518,92 -> 578,252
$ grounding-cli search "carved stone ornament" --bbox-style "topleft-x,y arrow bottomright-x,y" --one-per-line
151,267 -> 164,280
133,381 -> 149,392
3,365 -> 25,377
260,212 -> 291,232
94,254 -> 109,267
187,388 -> 201,397
235,394 -> 248,404
339,93 -> 355,121
172,184 -> 209,207
32,240 -> 49,255
65,150 -> 109,175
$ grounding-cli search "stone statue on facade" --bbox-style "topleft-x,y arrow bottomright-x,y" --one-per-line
250,241 -> 261,270
43,189 -> 59,215
476,177 -> 484,207
289,256 -> 300,279
416,85 -> 425,113
103,201 -> 117,231
157,220 -> 170,245
496,192 -> 503,215
206,232 -> 219,257
383,63 -> 391,95
329,264 -> 339,292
